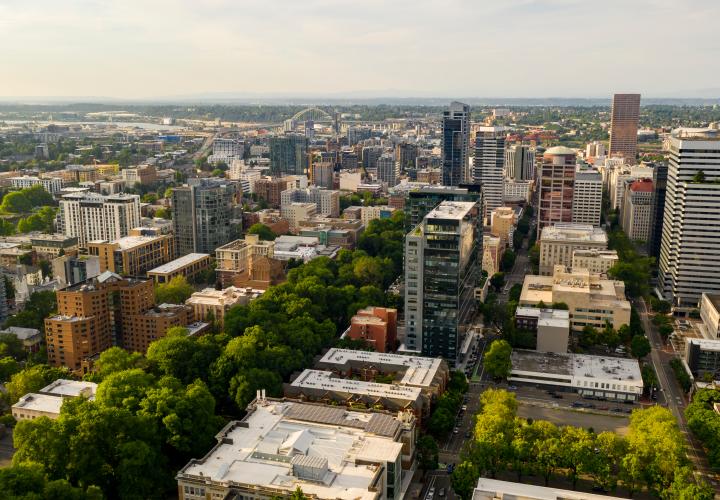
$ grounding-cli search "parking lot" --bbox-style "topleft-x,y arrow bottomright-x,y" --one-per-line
518,402 -> 631,435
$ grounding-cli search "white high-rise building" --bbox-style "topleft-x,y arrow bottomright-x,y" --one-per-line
377,153 -> 398,187
473,127 -> 506,219
585,141 -> 607,159
571,167 -> 602,226
10,175 -> 64,194
621,178 -> 654,243
504,144 -> 535,181
59,193 -> 141,247
658,128 -> 720,308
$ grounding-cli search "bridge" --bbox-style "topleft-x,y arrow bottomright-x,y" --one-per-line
282,106 -> 340,136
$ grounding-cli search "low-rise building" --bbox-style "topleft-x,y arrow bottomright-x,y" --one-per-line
510,349 -> 643,401
473,478 -> 626,500
571,249 -> 619,276
87,234 -> 175,277
519,265 -> 631,331
147,253 -> 211,284
0,326 -> 42,353
10,175 -> 64,194
360,206 -> 397,227
176,399 -> 415,500
539,224 -> 608,276
273,235 -> 340,262
515,307 -> 570,353
347,307 -> 398,353
30,234 -> 79,259
12,379 -> 97,421
281,202 -> 317,231
685,338 -> 720,379
297,218 -> 365,249
215,235 -> 276,287
185,286 -> 263,326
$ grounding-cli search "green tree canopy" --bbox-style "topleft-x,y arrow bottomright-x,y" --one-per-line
484,339 -> 512,379
154,275 -> 194,304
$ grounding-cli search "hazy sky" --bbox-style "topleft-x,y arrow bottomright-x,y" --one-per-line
1,0 -> 718,99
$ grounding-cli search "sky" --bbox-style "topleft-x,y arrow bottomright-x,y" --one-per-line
0,0 -> 719,100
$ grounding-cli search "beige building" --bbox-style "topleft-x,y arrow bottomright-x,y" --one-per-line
185,286 -> 264,326
519,265 -> 631,331
147,253 -> 211,284
281,202 -> 317,231
490,206 -> 516,245
621,178 -> 654,243
360,205 -> 397,227
571,249 -> 619,276
215,235 -> 276,287
482,235 -> 504,276
539,223 -> 608,275
87,234 -> 175,277
12,379 -> 97,421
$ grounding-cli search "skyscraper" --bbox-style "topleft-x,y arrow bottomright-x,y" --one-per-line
377,153 -> 398,187
609,93 -> 641,161
621,178 -> 654,243
537,146 -> 577,236
571,167 -> 602,226
658,128 -> 720,309
473,126 -> 506,218
505,144 -> 535,181
404,184 -> 483,231
648,162 -> 668,258
172,178 -> 240,255
269,134 -> 309,176
404,200 -> 481,361
441,102 -> 470,186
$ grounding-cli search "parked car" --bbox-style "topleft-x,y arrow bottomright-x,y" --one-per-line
438,488 -> 446,497
572,402 -> 584,408
453,427 -> 459,434
508,385 -> 517,390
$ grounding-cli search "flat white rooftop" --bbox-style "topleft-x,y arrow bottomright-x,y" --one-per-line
178,400 -> 403,500
425,201 -> 476,220
511,349 -> 641,383
291,370 -> 422,401
13,393 -> 64,415
148,253 -> 209,274
540,223 -> 608,243
687,337 -> 720,352
473,478 -> 625,500
89,235 -> 163,251
40,379 -> 98,399
319,348 -> 445,388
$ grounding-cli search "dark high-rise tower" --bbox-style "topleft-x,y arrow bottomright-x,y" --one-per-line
648,162 -> 668,258
269,134 -> 309,176
609,93 -> 641,161
441,102 -> 470,186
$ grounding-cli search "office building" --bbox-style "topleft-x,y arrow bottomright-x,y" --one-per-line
473,126 -> 506,217
269,134 -> 308,176
311,161 -> 334,189
685,338 -> 720,379
404,184 -> 482,231
608,164 -> 655,211
255,177 -> 293,207
571,167 -> 602,226
280,187 -> 340,219
347,126 -> 372,145
395,143 -> 418,173
699,293 -> 720,339
537,146 -> 577,235
490,206 -> 516,246
171,178 -> 240,255
87,234 -> 175,277
347,306 -> 398,353
282,202 -> 317,231
10,175 -> 64,194
404,201 -> 481,360
510,349 -> 642,401
504,144 -> 535,181
585,141 -> 607,160
474,479 -> 625,500
177,399 -> 415,500
361,145 -> 384,173
658,128 -> 720,308
609,93 -> 641,161
571,249 -> 619,275
121,164 -> 157,188
515,307 -> 570,353
519,265 -> 631,331
377,153 -> 398,187
648,162 -> 668,258
441,102 -> 470,186
147,253 -> 212,284
12,379 -> 97,421
621,178 -> 654,243
59,193 -> 141,248
503,180 -> 533,204
209,138 -> 243,164
186,286 -> 264,327
30,234 -> 79,259
539,224 -> 608,275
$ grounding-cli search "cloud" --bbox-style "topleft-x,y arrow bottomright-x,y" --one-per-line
0,0 -> 718,98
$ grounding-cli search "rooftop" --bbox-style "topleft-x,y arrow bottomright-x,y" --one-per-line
12,393 -> 64,415
177,400 -> 405,500
629,178 -> 654,193
290,370 -> 422,401
515,307 -> 570,328
544,146 -> 577,156
186,286 -> 264,306
473,478 -> 625,500
90,235 -> 164,251
40,379 -> 98,399
319,348 -> 445,388
425,201 -> 476,221
511,349 -> 642,383
703,293 -> 720,312
0,326 -> 41,340
687,337 -> 720,352
148,253 -> 210,274
540,224 -> 608,244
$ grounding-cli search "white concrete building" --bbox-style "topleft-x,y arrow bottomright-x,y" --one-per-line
621,178 -> 654,243
503,179 -> 533,203
59,192 -> 141,247
571,249 -> 619,275
700,293 -> 720,339
377,153 -> 398,188
504,144 -> 535,181
473,126 -> 506,218
281,202 -> 317,231
209,138 -> 243,164
571,167 -> 602,226
474,478 -> 625,500
539,224 -> 608,276
585,141 -> 607,159
11,379 -> 97,421
176,399 -> 414,500
281,187 -> 340,218
10,175 -> 64,194
658,128 -> 720,308
510,350 -> 643,401
360,206 -> 397,227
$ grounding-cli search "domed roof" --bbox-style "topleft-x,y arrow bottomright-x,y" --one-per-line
544,146 -> 577,156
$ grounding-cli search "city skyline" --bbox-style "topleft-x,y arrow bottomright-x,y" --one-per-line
1,0 -> 719,99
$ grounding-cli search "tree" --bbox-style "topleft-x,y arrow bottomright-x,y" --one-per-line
428,407 -> 454,437
451,461 -> 479,500
490,272 -> 505,292
650,298 -> 672,314
5,364 -> 69,404
0,461 -> 102,499
0,333 -> 25,360
631,335 -> 651,359
247,223 -> 277,241
508,284 -> 522,303
484,339 -> 512,379
0,356 -> 20,382
154,207 -> 171,219
416,435 -> 439,473
85,346 -> 146,382
154,275 -> 194,304
290,486 -> 307,500
0,191 -> 31,213
662,466 -> 715,500
500,249 -> 516,272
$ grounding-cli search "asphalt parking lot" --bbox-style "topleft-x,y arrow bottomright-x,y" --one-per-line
518,402 -> 630,435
